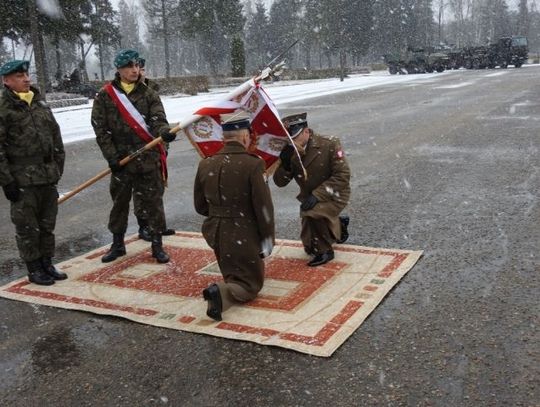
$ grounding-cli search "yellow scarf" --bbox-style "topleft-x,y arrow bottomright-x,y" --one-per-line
120,81 -> 135,94
16,90 -> 34,105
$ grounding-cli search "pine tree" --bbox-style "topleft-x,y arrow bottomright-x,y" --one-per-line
144,0 -> 177,78
245,1 -> 271,70
118,0 -> 144,51
517,0 -> 529,36
178,0 -> 245,76
268,0 -> 301,66
82,0 -> 119,81
231,35 -> 246,76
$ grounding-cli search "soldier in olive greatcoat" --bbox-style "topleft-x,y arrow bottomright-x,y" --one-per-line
91,49 -> 176,264
194,112 -> 275,321
0,60 -> 66,285
273,112 -> 351,267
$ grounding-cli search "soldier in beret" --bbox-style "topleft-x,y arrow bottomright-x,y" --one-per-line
273,112 -> 351,267
92,49 -> 176,264
194,112 -> 275,321
0,60 -> 66,285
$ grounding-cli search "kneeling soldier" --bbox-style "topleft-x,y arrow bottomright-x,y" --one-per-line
194,112 -> 275,321
273,112 -> 351,267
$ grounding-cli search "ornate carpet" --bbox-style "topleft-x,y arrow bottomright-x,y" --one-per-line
0,232 -> 422,357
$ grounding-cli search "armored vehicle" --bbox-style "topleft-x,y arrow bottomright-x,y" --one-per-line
384,47 -> 429,74
446,48 -> 464,70
425,46 -> 450,72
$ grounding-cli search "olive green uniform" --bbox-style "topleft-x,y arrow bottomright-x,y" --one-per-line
194,142 -> 275,310
91,74 -> 170,235
0,86 -> 65,261
273,131 -> 350,253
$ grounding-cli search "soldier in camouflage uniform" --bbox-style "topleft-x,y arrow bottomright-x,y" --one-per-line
91,49 -> 176,264
134,57 -> 175,241
273,112 -> 351,267
0,60 -> 67,285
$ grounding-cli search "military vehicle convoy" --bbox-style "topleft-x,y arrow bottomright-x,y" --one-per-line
383,46 -> 447,74
384,35 -> 528,74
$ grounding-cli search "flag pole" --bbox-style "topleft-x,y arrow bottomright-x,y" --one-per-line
58,64 -> 285,205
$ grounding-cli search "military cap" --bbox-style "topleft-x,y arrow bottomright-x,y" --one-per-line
138,58 -> 146,68
282,112 -> 308,138
0,60 -> 30,76
221,111 -> 251,131
114,49 -> 140,68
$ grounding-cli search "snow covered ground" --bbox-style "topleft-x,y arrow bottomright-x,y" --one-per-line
53,70 -> 457,144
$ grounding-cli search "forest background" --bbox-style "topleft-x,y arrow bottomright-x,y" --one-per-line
0,0 -> 536,88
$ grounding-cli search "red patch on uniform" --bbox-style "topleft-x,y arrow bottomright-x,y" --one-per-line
336,150 -> 344,158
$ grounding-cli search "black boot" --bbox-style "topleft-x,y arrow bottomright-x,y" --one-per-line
336,215 -> 350,244
162,227 -> 175,236
308,250 -> 335,267
102,233 -> 126,263
137,218 -> 152,242
202,283 -> 223,321
151,234 -> 170,263
41,257 -> 67,280
26,260 -> 55,286
138,226 -> 151,242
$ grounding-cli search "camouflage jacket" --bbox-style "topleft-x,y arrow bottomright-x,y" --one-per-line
91,74 -> 169,173
0,86 -> 65,187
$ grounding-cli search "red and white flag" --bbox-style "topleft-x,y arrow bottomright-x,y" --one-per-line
183,81 -> 290,169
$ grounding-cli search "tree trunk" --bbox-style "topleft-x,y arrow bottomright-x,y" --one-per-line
304,43 -> 311,70
79,38 -> 92,82
28,0 -> 47,97
54,33 -> 62,82
161,0 -> 170,78
339,50 -> 346,82
98,40 -> 105,80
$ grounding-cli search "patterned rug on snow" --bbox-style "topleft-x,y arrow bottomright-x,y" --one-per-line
0,232 -> 422,357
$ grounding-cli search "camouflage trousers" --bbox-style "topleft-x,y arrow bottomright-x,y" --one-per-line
108,169 -> 165,235
10,184 -> 58,262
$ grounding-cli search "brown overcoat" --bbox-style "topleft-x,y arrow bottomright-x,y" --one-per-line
194,141 -> 275,299
273,131 -> 350,244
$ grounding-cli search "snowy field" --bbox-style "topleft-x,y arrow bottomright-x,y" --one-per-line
53,70 -> 458,144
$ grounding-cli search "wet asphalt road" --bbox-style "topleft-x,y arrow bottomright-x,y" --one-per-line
0,67 -> 538,406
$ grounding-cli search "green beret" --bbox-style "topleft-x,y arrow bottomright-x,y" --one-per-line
0,60 -> 30,76
114,49 -> 139,68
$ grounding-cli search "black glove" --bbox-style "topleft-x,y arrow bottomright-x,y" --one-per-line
160,128 -> 176,143
2,182 -> 20,202
279,145 -> 294,171
300,194 -> 318,211
108,160 -> 123,174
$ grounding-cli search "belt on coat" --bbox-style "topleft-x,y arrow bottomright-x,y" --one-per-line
209,205 -> 245,218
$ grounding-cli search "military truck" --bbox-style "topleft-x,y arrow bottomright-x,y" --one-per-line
488,36 -> 528,68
